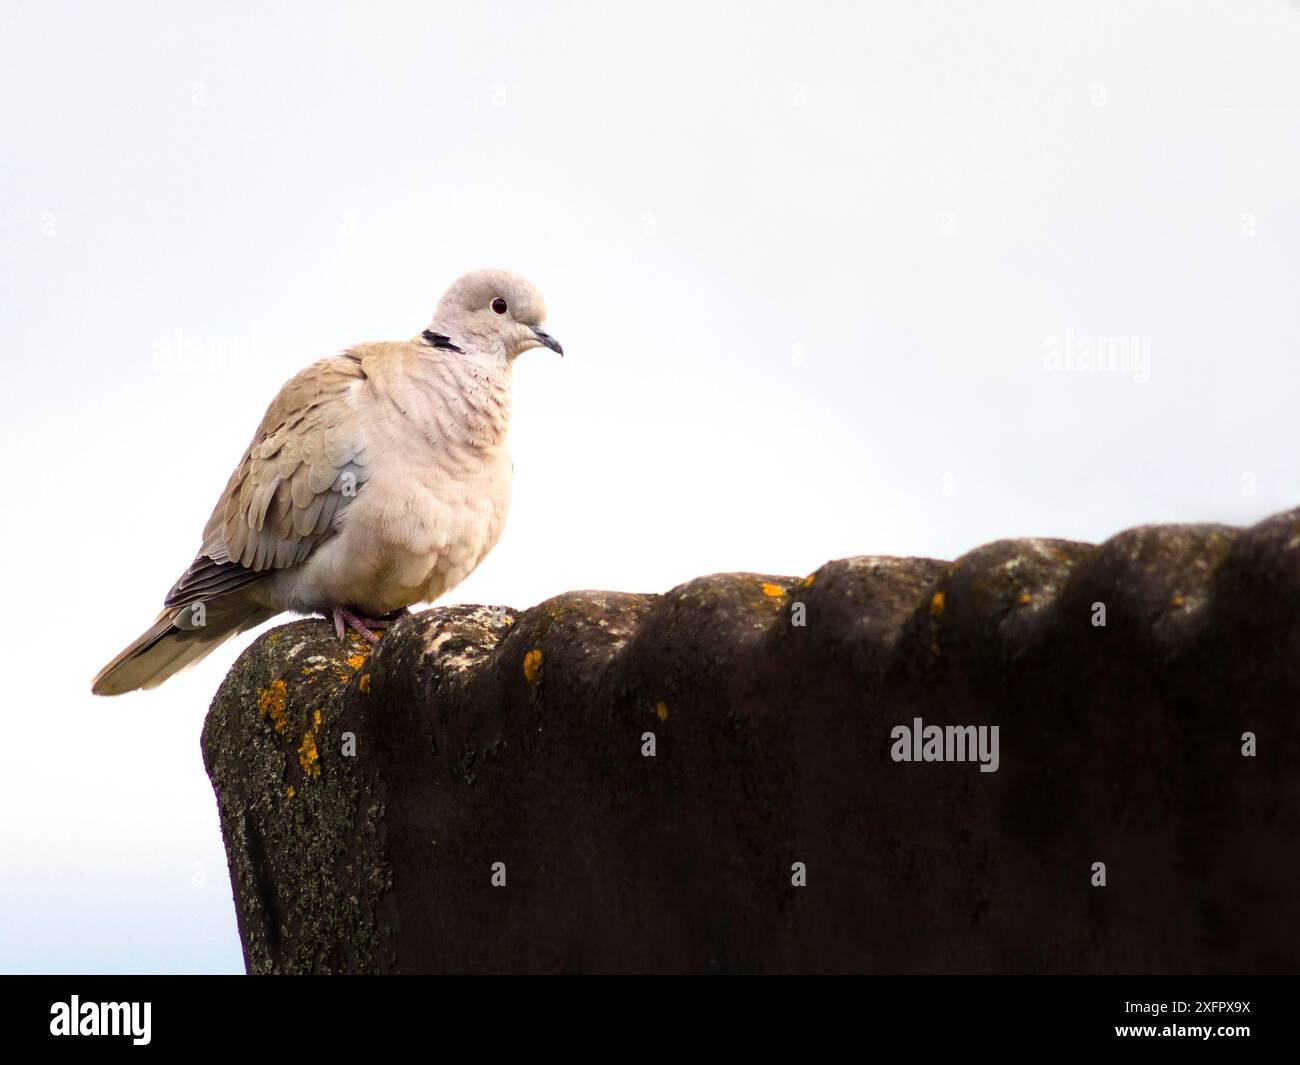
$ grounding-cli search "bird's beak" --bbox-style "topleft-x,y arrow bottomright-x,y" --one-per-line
531,326 -> 564,356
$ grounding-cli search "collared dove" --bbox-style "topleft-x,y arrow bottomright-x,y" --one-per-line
92,268 -> 562,696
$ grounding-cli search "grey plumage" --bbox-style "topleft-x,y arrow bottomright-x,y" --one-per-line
93,269 -> 559,696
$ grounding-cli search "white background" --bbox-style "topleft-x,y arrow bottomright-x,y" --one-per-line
2,1 -> 1298,972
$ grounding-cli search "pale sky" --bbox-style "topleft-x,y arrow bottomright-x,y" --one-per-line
3,0 -> 1299,972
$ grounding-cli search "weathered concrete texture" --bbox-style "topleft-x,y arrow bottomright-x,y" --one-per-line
202,509 -> 1300,973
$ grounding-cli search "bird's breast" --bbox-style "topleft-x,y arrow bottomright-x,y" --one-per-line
329,441 -> 512,613
270,354 -> 516,616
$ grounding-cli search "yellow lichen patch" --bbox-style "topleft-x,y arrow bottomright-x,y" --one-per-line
1018,592 -> 1033,605
930,591 -> 946,617
298,729 -> 321,779
523,648 -> 543,685
347,654 -> 366,670
802,573 -> 816,588
761,582 -> 786,598
359,673 -> 371,694
656,701 -> 669,722
286,785 -> 295,800
1171,594 -> 1186,607
257,679 -> 289,733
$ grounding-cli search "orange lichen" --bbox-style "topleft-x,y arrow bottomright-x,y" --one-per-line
1171,595 -> 1186,607
801,573 -> 816,588
523,648 -> 543,685
1018,592 -> 1033,605
359,673 -> 371,694
761,582 -> 786,598
286,785 -> 295,800
257,679 -> 289,733
347,654 -> 366,670
930,591 -> 946,617
298,729 -> 320,779
656,701 -> 669,722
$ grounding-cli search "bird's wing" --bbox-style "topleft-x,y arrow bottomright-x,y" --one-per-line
164,350 -> 371,608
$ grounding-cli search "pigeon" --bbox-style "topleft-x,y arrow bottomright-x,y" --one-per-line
92,268 -> 561,696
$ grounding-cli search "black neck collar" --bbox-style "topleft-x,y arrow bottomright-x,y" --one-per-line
422,329 -> 464,353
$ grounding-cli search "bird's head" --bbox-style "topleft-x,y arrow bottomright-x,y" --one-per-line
428,269 -> 562,360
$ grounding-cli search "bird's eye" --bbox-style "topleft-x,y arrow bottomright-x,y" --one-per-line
491,297 -> 508,315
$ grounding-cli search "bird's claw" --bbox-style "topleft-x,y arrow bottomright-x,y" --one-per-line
329,606 -> 407,646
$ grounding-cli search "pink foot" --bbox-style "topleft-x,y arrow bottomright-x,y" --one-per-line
329,606 -> 406,645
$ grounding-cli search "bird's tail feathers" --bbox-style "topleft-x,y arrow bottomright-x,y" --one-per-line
91,596 -> 276,696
